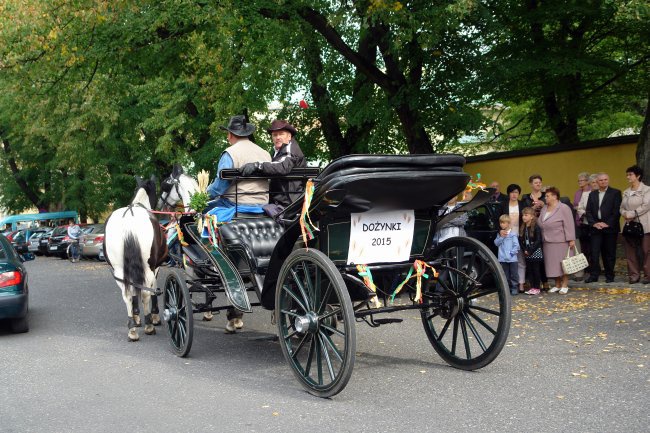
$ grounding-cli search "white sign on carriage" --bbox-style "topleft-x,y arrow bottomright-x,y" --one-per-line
347,209 -> 415,265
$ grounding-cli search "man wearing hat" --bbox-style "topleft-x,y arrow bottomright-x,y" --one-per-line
205,115 -> 271,333
240,119 -> 306,209
206,115 -> 272,214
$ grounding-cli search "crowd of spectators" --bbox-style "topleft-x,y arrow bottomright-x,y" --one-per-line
487,165 -> 646,295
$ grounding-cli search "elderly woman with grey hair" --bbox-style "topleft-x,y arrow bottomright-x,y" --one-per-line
576,174 -> 598,276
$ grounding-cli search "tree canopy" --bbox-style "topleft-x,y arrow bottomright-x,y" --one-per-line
0,0 -> 647,218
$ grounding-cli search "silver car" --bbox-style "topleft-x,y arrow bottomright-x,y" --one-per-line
80,224 -> 105,259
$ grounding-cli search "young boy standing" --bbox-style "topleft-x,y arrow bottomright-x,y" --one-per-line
494,214 -> 520,296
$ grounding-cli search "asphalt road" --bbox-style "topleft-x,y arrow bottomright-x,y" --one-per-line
1,256 -> 648,433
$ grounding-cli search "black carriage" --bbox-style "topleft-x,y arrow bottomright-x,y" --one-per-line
160,154 -> 511,397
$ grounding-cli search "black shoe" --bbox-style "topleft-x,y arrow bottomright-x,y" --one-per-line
585,277 -> 599,283
629,278 -> 640,284
605,278 -> 614,283
510,290 -> 518,296
642,280 -> 650,285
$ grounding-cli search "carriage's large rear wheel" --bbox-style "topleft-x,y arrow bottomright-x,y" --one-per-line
422,236 -> 510,370
275,249 -> 356,398
162,269 -> 194,357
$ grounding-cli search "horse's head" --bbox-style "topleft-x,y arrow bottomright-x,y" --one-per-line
158,164 -> 184,211
134,175 -> 158,210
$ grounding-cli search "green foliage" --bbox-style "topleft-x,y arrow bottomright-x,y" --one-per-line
0,0 -> 646,216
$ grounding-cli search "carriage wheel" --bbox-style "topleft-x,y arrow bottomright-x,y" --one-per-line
162,269 -> 194,357
275,248 -> 356,398
422,236 -> 510,370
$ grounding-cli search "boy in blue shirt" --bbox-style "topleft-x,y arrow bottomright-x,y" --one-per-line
494,214 -> 520,296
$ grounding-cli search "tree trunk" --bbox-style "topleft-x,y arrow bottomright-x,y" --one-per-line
636,94 -> 650,175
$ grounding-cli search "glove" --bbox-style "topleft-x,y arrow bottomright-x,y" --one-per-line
240,162 -> 259,177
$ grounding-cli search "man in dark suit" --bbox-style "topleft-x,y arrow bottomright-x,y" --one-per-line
585,172 -> 622,283
489,181 -> 508,204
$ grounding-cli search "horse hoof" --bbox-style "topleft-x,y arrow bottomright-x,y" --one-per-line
133,315 -> 142,327
128,329 -> 139,341
144,325 -> 156,335
152,314 -> 161,326
203,312 -> 214,322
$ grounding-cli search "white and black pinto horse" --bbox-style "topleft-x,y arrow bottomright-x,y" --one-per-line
104,176 -> 169,341
158,164 -> 199,213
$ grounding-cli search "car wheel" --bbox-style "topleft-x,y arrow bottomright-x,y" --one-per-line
10,316 -> 29,333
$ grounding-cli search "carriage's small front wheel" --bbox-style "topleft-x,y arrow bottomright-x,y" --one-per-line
275,248 -> 356,398
162,269 -> 194,357
422,236 -> 510,370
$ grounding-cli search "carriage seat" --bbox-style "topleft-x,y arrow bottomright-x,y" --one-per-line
219,218 -> 285,273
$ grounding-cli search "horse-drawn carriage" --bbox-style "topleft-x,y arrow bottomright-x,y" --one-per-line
105,154 -> 510,397
150,154 -> 511,397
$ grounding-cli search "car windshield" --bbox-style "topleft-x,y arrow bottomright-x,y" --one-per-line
29,232 -> 43,240
53,227 -> 68,236
0,241 -> 6,260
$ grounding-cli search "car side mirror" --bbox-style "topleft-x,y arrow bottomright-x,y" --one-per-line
20,253 -> 35,262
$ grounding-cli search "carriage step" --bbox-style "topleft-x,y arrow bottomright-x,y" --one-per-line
372,318 -> 403,325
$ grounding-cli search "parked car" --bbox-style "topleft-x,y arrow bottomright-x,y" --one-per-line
10,230 -> 30,254
48,224 -> 89,258
80,224 -> 105,259
27,230 -> 49,254
38,227 -> 55,255
0,234 -> 35,333
47,225 -> 71,258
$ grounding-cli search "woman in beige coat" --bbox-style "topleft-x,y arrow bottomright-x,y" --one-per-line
620,165 -> 650,284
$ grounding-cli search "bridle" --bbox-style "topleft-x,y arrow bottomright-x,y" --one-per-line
159,175 -> 184,210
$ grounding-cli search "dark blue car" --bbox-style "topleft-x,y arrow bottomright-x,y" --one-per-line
0,234 -> 35,333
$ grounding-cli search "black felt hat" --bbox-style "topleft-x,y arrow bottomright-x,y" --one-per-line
219,115 -> 256,137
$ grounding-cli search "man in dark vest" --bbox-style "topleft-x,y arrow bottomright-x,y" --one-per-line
585,172 -> 622,283
239,119 -> 307,212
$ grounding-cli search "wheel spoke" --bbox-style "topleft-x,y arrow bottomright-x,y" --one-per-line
451,316 -> 460,355
469,304 -> 501,316
316,281 -> 333,315
304,337 -> 315,377
437,316 -> 453,341
425,310 -> 439,321
289,270 -> 312,311
468,287 -> 497,300
315,336 -> 323,385
459,316 -> 472,359
462,311 -> 487,352
289,332 -> 310,359
318,333 -> 336,381
281,284 -> 308,313
301,261 -> 316,306
280,309 -> 301,319
319,330 -> 344,362
467,309 -> 497,335
318,307 -> 341,321
320,323 -> 345,338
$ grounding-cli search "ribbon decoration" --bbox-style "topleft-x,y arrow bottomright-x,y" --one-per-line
299,179 -> 319,247
356,264 -> 378,296
465,172 -> 487,193
205,214 -> 221,248
389,260 -> 439,304
175,223 -> 188,246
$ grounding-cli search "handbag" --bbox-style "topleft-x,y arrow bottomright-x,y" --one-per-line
622,212 -> 644,238
561,246 -> 589,275
527,247 -> 543,261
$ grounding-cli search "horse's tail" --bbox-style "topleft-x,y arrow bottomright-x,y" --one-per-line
123,232 -> 145,291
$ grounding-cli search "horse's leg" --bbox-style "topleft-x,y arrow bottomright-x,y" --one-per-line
121,284 -> 139,342
151,293 -> 161,326
131,294 -> 141,327
151,269 -> 161,326
142,289 -> 156,335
